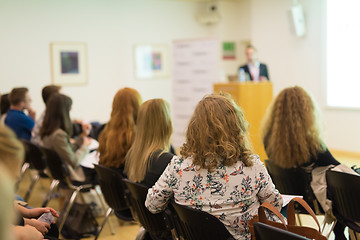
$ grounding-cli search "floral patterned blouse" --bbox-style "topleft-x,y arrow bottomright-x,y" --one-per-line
145,154 -> 283,240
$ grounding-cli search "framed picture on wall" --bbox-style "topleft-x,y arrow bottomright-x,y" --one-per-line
50,42 -> 88,85
134,44 -> 170,79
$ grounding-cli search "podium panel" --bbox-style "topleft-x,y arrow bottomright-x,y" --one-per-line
213,82 -> 273,161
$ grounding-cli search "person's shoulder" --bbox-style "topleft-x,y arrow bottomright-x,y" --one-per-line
50,128 -> 68,139
160,151 -> 175,160
239,64 -> 247,69
170,155 -> 191,168
245,154 -> 264,168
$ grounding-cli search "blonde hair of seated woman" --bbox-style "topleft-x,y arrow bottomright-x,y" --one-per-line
0,162 -> 16,240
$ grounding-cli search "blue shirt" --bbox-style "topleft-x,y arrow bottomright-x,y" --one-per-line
5,109 -> 35,140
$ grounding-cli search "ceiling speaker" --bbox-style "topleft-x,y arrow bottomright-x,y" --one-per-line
196,1 -> 221,25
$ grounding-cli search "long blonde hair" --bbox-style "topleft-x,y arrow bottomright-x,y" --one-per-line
261,86 -> 325,168
0,163 -> 15,240
98,88 -> 142,168
0,125 -> 22,240
0,125 -> 24,180
124,99 -> 173,182
181,94 -> 253,171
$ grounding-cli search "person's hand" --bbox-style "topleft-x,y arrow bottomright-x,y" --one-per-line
83,137 -> 92,146
28,108 -> 36,120
27,207 -> 59,218
25,219 -> 50,235
14,225 -> 44,240
260,76 -> 268,82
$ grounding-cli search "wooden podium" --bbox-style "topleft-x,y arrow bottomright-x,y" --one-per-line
213,82 -> 273,161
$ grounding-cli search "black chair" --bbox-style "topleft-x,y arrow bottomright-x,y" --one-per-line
326,170 -> 360,234
265,160 -> 323,215
40,147 -> 100,233
20,140 -> 48,201
171,200 -> 235,240
94,164 -> 134,239
254,222 -> 310,240
122,178 -> 177,239
93,123 -> 106,141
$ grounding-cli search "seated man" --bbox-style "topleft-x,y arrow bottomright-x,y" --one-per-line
5,87 -> 36,140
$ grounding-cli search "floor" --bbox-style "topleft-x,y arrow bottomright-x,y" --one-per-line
16,150 -> 359,240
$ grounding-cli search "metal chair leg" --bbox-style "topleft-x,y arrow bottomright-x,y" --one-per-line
58,189 -> 79,232
94,208 -> 114,240
42,180 -> 59,207
94,186 -> 115,235
296,213 -> 302,226
323,219 -> 336,239
23,174 -> 40,202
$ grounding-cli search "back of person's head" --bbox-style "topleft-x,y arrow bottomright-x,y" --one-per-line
98,87 -> 142,168
0,93 -> 10,115
0,125 -> 24,180
261,86 -> 324,168
42,85 -> 61,104
40,93 -> 73,138
8,87 -> 28,106
125,98 -> 172,182
181,94 -> 253,171
0,162 -> 16,240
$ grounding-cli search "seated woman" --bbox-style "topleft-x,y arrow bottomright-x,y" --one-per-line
98,88 -> 142,174
0,124 -> 59,240
260,86 -> 345,240
124,98 -> 174,188
40,94 -> 92,183
145,94 -> 282,240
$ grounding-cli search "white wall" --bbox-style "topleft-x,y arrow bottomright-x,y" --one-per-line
1,0 -> 359,152
250,0 -> 360,152
0,0 -> 248,122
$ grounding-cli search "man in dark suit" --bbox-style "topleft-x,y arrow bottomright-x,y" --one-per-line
239,45 -> 269,81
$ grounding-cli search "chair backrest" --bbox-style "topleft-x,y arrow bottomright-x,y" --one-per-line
94,164 -> 130,211
265,159 -> 320,213
326,170 -> 360,222
122,178 -> 173,235
254,222 -> 310,240
171,201 -> 234,240
21,140 -> 47,171
41,147 -> 70,183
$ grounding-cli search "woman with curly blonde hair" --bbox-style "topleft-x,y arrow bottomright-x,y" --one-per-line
98,88 -> 142,170
261,86 -> 345,240
146,94 -> 282,240
261,86 -> 340,169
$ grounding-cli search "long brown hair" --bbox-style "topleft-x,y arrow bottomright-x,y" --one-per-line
124,99 -> 172,182
98,88 -> 142,168
40,94 -> 73,138
181,94 -> 253,171
261,86 -> 325,168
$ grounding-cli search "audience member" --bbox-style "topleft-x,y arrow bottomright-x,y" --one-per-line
145,94 -> 282,240
32,85 -> 61,145
124,98 -> 174,187
260,86 -> 345,240
98,88 -> 142,174
0,93 -> 10,124
0,124 -> 59,240
0,162 -> 16,240
5,87 -> 36,140
40,94 -> 91,182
